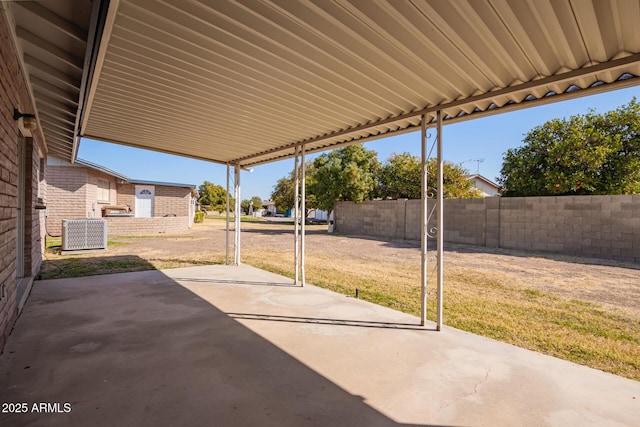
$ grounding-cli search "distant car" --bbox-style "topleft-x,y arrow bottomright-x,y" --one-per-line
274,213 -> 284,217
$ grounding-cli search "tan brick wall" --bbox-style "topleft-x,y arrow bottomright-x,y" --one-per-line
45,166 -> 89,236
155,186 -> 191,217
86,169 -> 118,215
0,13 -> 46,351
116,183 -> 190,217
116,183 -> 135,211
106,216 -> 190,235
335,195 -> 640,262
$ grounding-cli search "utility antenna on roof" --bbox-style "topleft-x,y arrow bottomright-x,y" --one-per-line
463,158 -> 484,174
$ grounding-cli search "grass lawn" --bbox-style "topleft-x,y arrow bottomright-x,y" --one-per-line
42,236 -> 218,279
243,251 -> 640,381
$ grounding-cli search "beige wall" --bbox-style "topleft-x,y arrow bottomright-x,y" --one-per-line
335,195 -> 640,262
106,216 -> 190,235
116,183 -> 191,217
46,165 -> 89,235
47,167 -> 192,235
0,13 -> 46,351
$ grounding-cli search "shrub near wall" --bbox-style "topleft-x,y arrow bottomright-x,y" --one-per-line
335,195 -> 640,262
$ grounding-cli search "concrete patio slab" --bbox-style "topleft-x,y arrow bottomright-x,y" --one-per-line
0,264 -> 638,426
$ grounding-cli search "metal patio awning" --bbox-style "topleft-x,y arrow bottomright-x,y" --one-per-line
4,0 -> 640,166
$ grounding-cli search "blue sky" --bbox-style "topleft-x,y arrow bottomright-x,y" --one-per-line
78,86 -> 640,200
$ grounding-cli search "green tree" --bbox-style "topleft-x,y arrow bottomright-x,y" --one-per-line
378,152 -> 421,199
270,164 -> 317,217
307,145 -> 381,221
499,99 -> 640,196
198,181 -> 233,213
241,196 -> 264,214
377,153 -> 481,199
429,159 -> 483,199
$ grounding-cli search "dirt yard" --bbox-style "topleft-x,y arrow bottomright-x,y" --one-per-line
44,217 -> 640,319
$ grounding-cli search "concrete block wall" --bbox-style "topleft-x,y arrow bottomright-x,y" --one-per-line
106,216 -> 190,235
499,195 -> 640,261
0,12 -> 46,351
335,195 -> 640,262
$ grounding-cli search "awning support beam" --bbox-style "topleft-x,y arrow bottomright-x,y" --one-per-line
420,114 -> 427,327
233,163 -> 241,265
436,110 -> 444,330
294,147 -> 300,284
301,144 -> 306,286
225,163 -> 230,265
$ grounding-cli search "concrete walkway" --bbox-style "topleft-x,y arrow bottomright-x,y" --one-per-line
0,265 -> 638,426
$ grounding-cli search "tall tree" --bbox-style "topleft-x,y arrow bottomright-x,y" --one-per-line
307,145 -> 381,221
378,152 -> 421,199
241,196 -> 264,214
198,181 -> 233,213
270,164 -> 317,217
499,98 -> 640,196
377,153 -> 482,199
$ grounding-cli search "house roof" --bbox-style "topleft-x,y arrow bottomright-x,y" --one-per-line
75,157 -> 196,188
467,174 -> 500,190
4,1 -> 640,166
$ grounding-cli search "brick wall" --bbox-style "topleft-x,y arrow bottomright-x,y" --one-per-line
116,183 -> 135,211
86,169 -> 117,215
106,216 -> 190,235
335,195 -> 640,262
117,183 -> 191,217
0,12 -> 46,351
46,166 -> 88,236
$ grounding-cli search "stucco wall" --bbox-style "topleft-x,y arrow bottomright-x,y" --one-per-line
335,195 -> 640,262
0,13 -> 46,351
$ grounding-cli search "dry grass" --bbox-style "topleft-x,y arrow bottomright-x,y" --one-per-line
244,250 -> 640,381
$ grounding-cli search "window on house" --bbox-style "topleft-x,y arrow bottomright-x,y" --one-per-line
97,178 -> 110,202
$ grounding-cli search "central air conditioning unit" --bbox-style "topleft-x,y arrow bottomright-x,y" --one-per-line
62,219 -> 107,251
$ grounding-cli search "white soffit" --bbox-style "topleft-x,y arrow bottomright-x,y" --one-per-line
80,0 -> 640,167
6,0 -> 93,161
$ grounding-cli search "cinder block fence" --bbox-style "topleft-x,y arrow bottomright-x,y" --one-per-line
335,195 -> 640,262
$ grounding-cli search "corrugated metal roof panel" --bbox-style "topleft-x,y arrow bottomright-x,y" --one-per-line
7,1 -> 640,165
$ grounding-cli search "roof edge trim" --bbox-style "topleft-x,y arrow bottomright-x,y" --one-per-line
73,0 -> 115,162
75,0 -> 120,161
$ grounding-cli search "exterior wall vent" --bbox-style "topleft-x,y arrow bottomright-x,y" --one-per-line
62,219 -> 107,251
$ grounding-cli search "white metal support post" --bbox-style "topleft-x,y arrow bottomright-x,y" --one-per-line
436,110 -> 444,330
234,164 -> 241,265
225,163 -> 230,265
420,114 -> 428,327
294,147 -> 300,284
301,144 -> 306,286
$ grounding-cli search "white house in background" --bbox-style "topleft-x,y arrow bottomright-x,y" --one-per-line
467,174 -> 501,197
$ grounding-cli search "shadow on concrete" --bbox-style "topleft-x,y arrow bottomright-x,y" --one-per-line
0,266 -> 442,427
173,277 -> 297,287
227,313 -> 432,331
